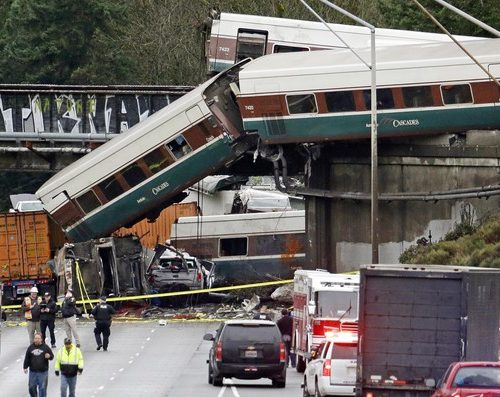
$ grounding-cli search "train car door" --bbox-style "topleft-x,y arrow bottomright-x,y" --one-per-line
235,29 -> 268,63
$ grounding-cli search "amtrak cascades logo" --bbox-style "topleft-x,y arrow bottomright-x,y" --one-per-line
392,119 -> 420,127
366,118 -> 420,128
152,181 -> 169,195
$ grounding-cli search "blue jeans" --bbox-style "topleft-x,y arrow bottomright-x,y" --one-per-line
29,370 -> 48,397
60,374 -> 77,397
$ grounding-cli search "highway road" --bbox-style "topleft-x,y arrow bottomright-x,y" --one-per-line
0,319 -> 303,396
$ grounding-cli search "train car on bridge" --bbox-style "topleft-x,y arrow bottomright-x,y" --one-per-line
237,38 -> 500,144
36,60 -> 255,242
204,12 -> 482,74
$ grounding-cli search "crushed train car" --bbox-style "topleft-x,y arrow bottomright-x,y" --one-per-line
54,236 -> 149,301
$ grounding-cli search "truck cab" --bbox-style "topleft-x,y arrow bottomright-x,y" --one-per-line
293,270 -> 359,373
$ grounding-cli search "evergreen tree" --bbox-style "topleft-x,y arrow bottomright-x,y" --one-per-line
0,0 -> 134,84
378,0 -> 500,37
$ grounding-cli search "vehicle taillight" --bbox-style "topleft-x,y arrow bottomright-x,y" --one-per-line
366,392 -> 374,397
197,271 -> 202,282
215,341 -> 223,361
322,359 -> 331,376
279,342 -> 286,362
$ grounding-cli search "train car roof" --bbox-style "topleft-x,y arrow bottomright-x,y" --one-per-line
36,74 -> 218,200
238,38 -> 500,93
218,12 -> 483,46
172,210 -> 305,239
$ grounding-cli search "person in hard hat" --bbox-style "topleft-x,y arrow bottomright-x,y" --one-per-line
40,292 -> 58,348
23,332 -> 54,397
61,291 -> 81,347
22,287 -> 42,344
55,337 -> 84,397
91,296 -> 116,351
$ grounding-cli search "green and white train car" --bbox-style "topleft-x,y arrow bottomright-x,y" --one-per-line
37,61 -> 255,242
237,38 -> 500,144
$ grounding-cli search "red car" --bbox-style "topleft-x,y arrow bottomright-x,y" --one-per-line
432,362 -> 500,397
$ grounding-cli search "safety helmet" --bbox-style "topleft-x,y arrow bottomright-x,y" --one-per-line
30,287 -> 39,293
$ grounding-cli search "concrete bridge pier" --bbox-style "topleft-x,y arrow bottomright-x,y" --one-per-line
304,131 -> 500,273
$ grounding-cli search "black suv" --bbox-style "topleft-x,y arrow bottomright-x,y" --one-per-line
204,320 -> 287,388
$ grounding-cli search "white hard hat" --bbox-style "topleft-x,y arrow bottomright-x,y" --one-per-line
30,287 -> 39,293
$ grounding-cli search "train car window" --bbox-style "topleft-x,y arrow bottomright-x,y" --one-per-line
143,148 -> 174,175
363,88 -> 395,110
235,29 -> 267,63
122,162 -> 147,188
76,190 -> 102,214
98,175 -> 124,201
273,45 -> 309,53
402,86 -> 433,107
219,237 -> 247,256
286,94 -> 317,114
441,84 -> 473,105
325,91 -> 356,112
166,135 -> 192,159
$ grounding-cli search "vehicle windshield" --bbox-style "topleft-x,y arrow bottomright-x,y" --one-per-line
222,324 -> 280,343
330,343 -> 357,360
157,257 -> 185,271
453,367 -> 500,388
317,291 -> 358,320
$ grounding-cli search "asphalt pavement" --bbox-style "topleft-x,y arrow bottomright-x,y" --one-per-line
0,318 -> 304,396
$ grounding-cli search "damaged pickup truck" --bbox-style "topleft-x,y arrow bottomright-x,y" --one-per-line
54,236 -> 149,301
147,244 -> 205,291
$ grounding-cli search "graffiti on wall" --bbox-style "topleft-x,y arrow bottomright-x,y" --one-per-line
0,92 -> 183,135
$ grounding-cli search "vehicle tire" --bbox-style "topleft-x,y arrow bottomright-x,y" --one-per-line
213,376 -> 223,387
303,376 -> 311,397
272,378 -> 286,388
314,378 -> 322,397
208,364 -> 213,384
296,355 -> 306,373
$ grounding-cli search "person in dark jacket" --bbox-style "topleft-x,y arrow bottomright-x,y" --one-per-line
91,296 -> 116,351
277,308 -> 296,367
23,332 -> 54,397
61,291 -> 81,347
40,292 -> 58,348
22,287 -> 42,344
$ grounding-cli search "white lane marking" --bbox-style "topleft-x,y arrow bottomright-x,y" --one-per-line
110,377 -> 115,381
140,345 -> 145,349
128,360 -> 133,364
226,379 -> 241,397
3,367 -> 8,370
151,329 -> 156,333
135,352 -> 140,357
16,359 -> 21,362
217,386 -> 227,397
146,337 -> 151,341
98,385 -> 104,390
119,368 -> 124,372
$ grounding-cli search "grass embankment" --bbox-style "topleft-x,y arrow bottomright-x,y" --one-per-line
400,213 -> 500,268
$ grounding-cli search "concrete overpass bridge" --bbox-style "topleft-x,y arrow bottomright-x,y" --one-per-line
0,84 -> 192,171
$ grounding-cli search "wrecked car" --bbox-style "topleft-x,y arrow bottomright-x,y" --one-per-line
147,245 -> 205,291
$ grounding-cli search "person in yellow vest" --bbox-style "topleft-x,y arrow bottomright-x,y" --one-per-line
55,338 -> 84,397
21,287 -> 42,344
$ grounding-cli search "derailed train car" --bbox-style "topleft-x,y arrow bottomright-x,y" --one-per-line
37,60 -> 256,242
55,236 -> 148,301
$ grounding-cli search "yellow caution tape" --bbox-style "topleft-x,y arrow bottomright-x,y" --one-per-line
1,279 -> 293,310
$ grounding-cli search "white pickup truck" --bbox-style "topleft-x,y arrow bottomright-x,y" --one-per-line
147,245 -> 205,291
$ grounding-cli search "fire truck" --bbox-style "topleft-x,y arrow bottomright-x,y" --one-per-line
292,269 -> 359,372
